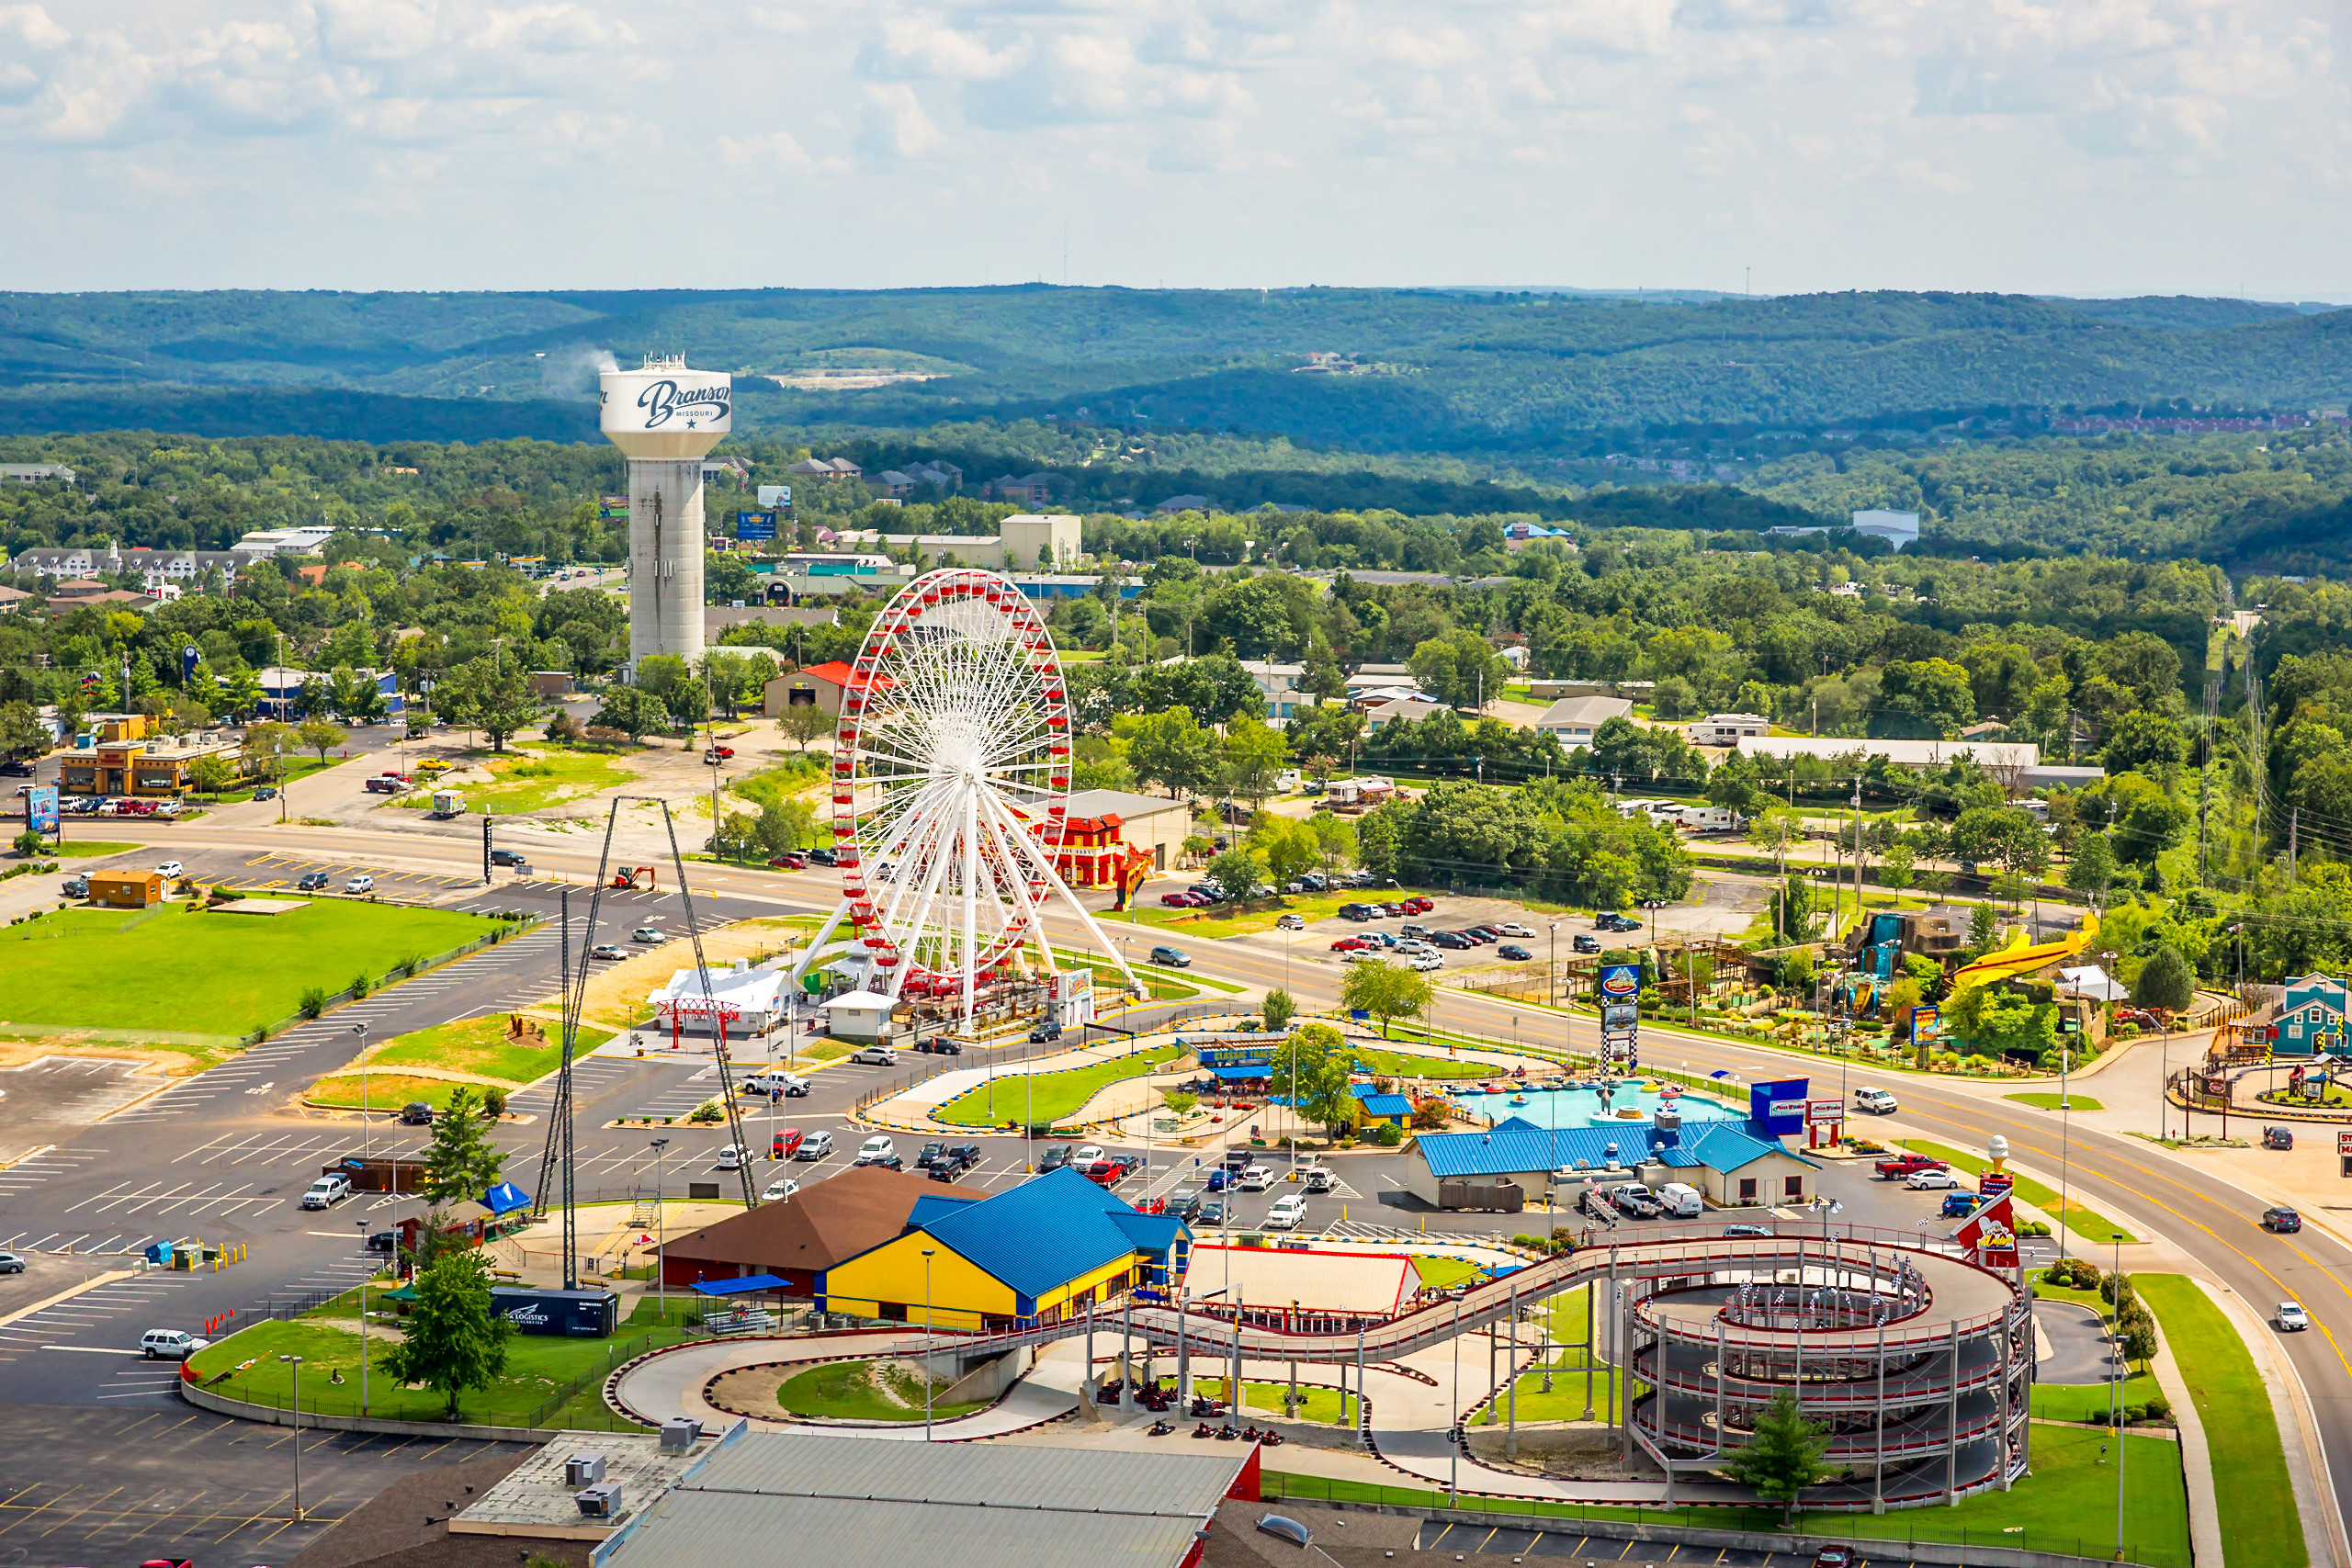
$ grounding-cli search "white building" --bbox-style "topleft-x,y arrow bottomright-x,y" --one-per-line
1533,694 -> 1634,745
1236,660 -> 1312,718
232,525 -> 338,560
1738,735 -> 2041,771
648,962 -> 789,1039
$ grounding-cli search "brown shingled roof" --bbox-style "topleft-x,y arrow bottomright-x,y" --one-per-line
662,1164 -> 976,1273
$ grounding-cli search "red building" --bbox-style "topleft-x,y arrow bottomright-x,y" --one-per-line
1042,809 -> 1128,887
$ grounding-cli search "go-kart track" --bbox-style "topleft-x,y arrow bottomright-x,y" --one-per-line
611,1224 -> 2030,1510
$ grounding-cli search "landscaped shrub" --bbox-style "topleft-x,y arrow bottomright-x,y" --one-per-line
299,986 -> 327,1019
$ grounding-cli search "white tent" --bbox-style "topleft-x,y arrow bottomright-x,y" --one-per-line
648,963 -> 787,1035
2057,964 -> 2127,1003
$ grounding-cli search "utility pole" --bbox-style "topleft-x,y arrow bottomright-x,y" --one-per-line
2290,806 -> 2299,884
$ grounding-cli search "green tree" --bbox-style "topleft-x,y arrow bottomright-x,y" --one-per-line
1268,1021 -> 1359,1136
1284,702 -> 1364,779
1704,751 -> 1768,818
1720,1390 -> 1830,1522
423,1085 -> 507,1207
1869,658 -> 1976,739
1962,986 -> 2058,1061
1408,627 -> 1510,711
1298,634 -> 1347,702
777,702 -> 833,752
1340,959 -> 1433,1038
187,751 -> 237,799
1206,846 -> 1268,902
440,656 -> 541,752
1966,901 -> 2001,955
1310,811 -> 1358,876
755,796 -> 818,857
0,700 -> 49,760
593,685 -> 670,742
1251,815 -> 1322,886
1261,988 -> 1297,1032
381,1249 -> 513,1418
2101,710 -> 2190,774
217,665 -> 266,720
2132,945 -> 2196,1012
2065,832 -> 2117,904
1218,715 -> 1289,808
330,666 -> 388,726
294,718 -> 345,763
1127,708 -> 1219,798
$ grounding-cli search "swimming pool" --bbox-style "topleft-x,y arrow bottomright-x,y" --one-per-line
1449,1078 -> 1744,1129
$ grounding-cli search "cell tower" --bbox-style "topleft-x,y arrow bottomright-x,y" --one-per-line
599,354 -> 732,670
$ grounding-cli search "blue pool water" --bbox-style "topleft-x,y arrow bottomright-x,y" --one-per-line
1449,1080 -> 1743,1129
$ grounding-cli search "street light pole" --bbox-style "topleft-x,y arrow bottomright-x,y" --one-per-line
355,1219 -> 370,1416
354,1021 -> 369,1159
650,1137 -> 670,1313
922,1247 -> 936,1441
278,1353 -> 305,1519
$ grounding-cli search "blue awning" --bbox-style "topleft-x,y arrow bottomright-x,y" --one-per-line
481,1181 -> 531,1216
692,1273 -> 792,1296
1211,1065 -> 1269,1080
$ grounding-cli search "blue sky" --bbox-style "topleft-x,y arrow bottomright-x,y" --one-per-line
1,0 -> 2346,298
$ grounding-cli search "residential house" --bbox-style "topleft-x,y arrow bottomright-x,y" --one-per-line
1363,697 -> 1449,729
986,472 -> 1060,506
1153,493 -> 1213,514
1532,694 -> 1634,746
0,463 -> 75,484
1238,660 -> 1311,719
786,457 -> 862,481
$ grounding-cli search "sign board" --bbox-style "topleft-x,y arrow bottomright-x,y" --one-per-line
1053,966 -> 1096,1030
758,484 -> 793,509
26,785 -> 57,834
598,493 -> 629,519
2337,1130 -> 2352,1158
598,366 -> 731,435
736,511 -> 776,540
1806,1098 -> 1844,1125
1749,1077 -> 1809,1136
1601,1001 -> 1639,1030
1598,963 -> 1641,1001
1911,1005 -> 1939,1039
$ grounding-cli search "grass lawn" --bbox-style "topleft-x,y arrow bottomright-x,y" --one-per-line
369,1014 -> 615,1083
775,1359 -> 990,1423
463,750 -> 639,814
931,1043 -> 1185,1127
1896,1138 -> 2138,1244
2007,1092 -> 2107,1111
1187,1377 -> 1351,1426
2137,1273 -> 2304,1568
186,1303 -> 704,1428
1411,1255 -> 1486,1289
1263,1425 -> 2188,1564
48,840 -> 148,858
0,900 -> 495,1037
1345,1044 -> 1498,1080
2033,1370 -> 2163,1424
308,1073 -> 491,1113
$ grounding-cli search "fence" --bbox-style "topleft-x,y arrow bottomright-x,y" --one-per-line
1256,1473 -> 2188,1567
243,913 -> 537,1043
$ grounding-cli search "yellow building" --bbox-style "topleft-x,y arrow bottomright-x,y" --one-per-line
820,1167 -> 1188,1332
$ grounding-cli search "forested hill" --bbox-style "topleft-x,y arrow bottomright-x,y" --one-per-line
0,287 -> 2345,454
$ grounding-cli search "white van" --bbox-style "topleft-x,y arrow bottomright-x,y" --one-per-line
1657,1182 -> 1703,1219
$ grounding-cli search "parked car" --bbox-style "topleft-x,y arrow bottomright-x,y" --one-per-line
364,1231 -> 396,1253
1497,921 -> 1534,938
140,1329 -> 209,1361
1400,897 -> 1432,915
767,853 -> 807,870
1407,953 -> 1444,972
631,925 -> 662,942
1610,1183 -> 1664,1218
1721,1224 -> 1774,1238
1238,1164 -> 1272,1191
399,1102 -> 434,1125
806,846 -> 839,866
0,759 -> 31,776
1464,926 -> 1502,942
849,1046 -> 897,1066
763,1177 -> 800,1201
945,1144 -> 980,1170
1074,1145 -> 1106,1165
929,1160 -> 964,1183
2264,1206 -> 2302,1233
2279,1301 -> 2312,1331
1852,1087 -> 1898,1115
1041,1145 -> 1073,1172
1148,945 -> 1192,967
1083,1158 -> 1129,1187
1304,1168 -> 1335,1194
589,942 -> 625,961
1597,913 -> 1642,932
154,860 -> 184,880
1430,931 -> 1473,950
1264,1194 -> 1307,1230
769,1128 -> 805,1160
1275,913 -> 1305,931
61,874 -> 87,897
2264,1125 -> 2295,1150
1159,890 -> 1193,907
796,1131 -> 834,1160
0,1250 -> 25,1273
1329,936 -> 1371,953
300,1173 -> 352,1210
252,785 -> 277,801
917,1141 -> 948,1169
854,1136 -> 898,1168
715,1145 -> 744,1171
1029,1021 -> 1063,1043
1939,1191 -> 1978,1219
1873,1154 -> 1946,1180
1906,1168 -> 1963,1190
913,1037 -> 964,1055
1193,1199 -> 1227,1227
298,872 -> 331,891
344,874 -> 375,894
1497,943 -> 1532,961
362,775 -> 401,794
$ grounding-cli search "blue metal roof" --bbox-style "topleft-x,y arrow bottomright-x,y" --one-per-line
905,1191 -> 983,1231
1210,1064 -> 1269,1080
1361,1094 -> 1413,1118
918,1167 -> 1180,1299
1418,1122 -> 1815,1179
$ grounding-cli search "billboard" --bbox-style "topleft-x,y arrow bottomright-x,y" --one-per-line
1749,1077 -> 1809,1136
27,785 -> 57,834
758,484 -> 793,509
598,492 -> 629,520
1598,963 -> 1641,1002
1805,1098 -> 1844,1125
1053,967 -> 1095,1029
736,511 -> 776,541
1601,1001 -> 1639,1031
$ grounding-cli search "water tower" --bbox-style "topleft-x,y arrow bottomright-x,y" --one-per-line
599,355 -> 732,670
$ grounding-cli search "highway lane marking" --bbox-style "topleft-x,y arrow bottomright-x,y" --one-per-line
40,1345 -> 141,1354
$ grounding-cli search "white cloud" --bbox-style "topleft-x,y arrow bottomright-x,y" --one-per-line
0,0 -> 2340,293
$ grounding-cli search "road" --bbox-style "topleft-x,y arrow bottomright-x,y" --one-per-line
3,796 -> 2347,1548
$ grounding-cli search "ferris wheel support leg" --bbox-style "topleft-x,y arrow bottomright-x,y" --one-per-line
978,787 -> 1147,998
784,899 -> 854,993
960,788 -> 982,1032
885,835 -> 960,1006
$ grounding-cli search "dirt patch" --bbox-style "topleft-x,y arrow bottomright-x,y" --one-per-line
707,1362 -> 795,1420
1465,1422 -> 1665,1480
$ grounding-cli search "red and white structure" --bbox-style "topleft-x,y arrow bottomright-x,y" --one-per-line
791,567 -> 1141,1028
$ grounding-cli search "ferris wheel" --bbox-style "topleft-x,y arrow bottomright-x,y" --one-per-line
827,568 -> 1141,1024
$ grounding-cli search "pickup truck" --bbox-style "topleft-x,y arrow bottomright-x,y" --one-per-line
1873,1154 -> 1948,1180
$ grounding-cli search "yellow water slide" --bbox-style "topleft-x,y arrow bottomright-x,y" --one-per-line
1945,909 -> 2099,993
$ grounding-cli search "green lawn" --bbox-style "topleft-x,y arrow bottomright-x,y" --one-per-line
48,840 -> 148,859
0,900 -> 497,1036
308,1073 -> 495,1113
2137,1273 -> 2304,1568
930,1043 -> 1184,1127
185,1297 -> 704,1428
775,1359 -> 990,1423
1896,1138 -> 2139,1244
2033,1370 -> 2164,1424
1345,1044 -> 1497,1080
1263,1424 -> 2188,1563
1410,1255 -> 1487,1290
2007,1092 -> 2107,1111
369,1014 -> 614,1083
1180,1376 -> 1352,1426
463,750 -> 639,814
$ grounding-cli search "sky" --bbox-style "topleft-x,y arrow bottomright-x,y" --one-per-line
1,0 -> 2346,299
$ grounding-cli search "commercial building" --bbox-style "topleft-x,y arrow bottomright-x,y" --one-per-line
58,733 -> 248,798
1408,1116 -> 1817,1211
876,514 -> 1083,572
86,870 -> 165,908
761,659 -> 864,718
1532,694 -> 1633,744
1363,696 -> 1448,729
660,1165 -> 966,1293
2274,974 -> 2348,1055
820,1166 -> 1188,1331
0,463 -> 74,484
254,665 -> 404,723
1008,573 -> 1143,601
1060,787 -> 1194,871
1040,806 -> 1142,888
1737,734 -> 2041,773
597,1429 -> 1257,1568
232,525 -> 339,559
1767,509 -> 1921,550
646,962 -> 789,1045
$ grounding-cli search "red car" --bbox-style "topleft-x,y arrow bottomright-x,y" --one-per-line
1401,896 -> 1433,915
1873,1154 -> 1948,1180
1083,1157 -> 1129,1187
1159,890 -> 1193,907
767,854 -> 807,870
1330,936 -> 1371,952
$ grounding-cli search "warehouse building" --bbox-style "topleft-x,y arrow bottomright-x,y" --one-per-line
1408,1117 -> 1817,1211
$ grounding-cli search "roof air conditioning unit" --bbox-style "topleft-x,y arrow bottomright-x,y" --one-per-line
575,1483 -> 621,1518
659,1416 -> 702,1452
564,1452 -> 606,1488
